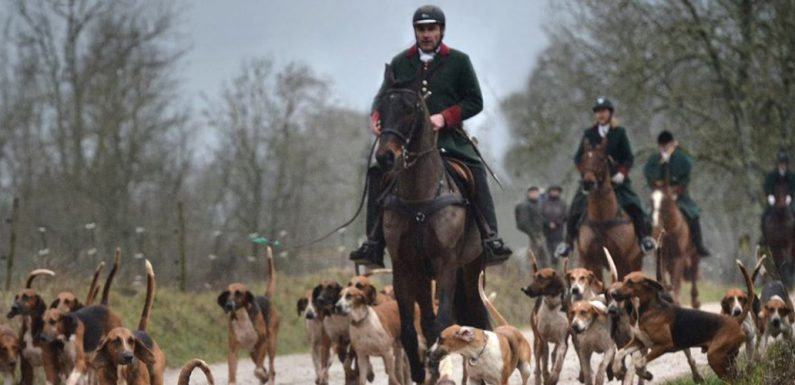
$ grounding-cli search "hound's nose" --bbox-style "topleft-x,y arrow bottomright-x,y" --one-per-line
335,304 -> 344,313
731,308 -> 742,317
224,302 -> 235,312
305,311 -> 315,320
608,304 -> 619,315
772,318 -> 781,328
121,352 -> 134,364
571,287 -> 581,296
376,151 -> 396,170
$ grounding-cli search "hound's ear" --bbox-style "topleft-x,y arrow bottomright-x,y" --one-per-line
642,278 -> 665,293
244,291 -> 255,306
720,296 -> 731,314
363,285 -> 378,305
311,285 -> 322,301
91,337 -> 110,369
134,339 -> 156,365
454,328 -> 474,342
297,298 -> 309,316
590,301 -> 608,317
63,314 -> 79,337
50,299 -> 60,309
73,300 -> 83,310
590,273 -> 604,293
566,307 -> 575,323
217,291 -> 230,309
565,272 -> 573,284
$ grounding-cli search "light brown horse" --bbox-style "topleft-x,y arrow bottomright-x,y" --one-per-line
375,72 -> 487,384
650,185 -> 701,308
577,139 -> 642,280
763,183 -> 795,287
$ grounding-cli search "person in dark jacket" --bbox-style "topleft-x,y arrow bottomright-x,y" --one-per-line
760,150 -> 795,244
515,186 -> 548,265
349,5 -> 512,267
555,97 -> 656,258
540,185 -> 567,266
643,130 -> 710,256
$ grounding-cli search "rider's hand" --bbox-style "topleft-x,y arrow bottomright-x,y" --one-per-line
768,195 -> 776,206
430,114 -> 445,131
370,112 -> 381,136
787,195 -> 792,205
611,172 -> 625,184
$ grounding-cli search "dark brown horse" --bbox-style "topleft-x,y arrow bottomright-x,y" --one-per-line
649,185 -> 701,308
763,183 -> 795,287
375,71 -> 487,383
577,139 -> 642,280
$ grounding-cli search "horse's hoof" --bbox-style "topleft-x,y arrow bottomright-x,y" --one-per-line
436,379 -> 456,385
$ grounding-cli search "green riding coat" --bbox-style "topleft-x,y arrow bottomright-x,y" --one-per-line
643,148 -> 700,220
372,43 -> 482,165
763,169 -> 795,196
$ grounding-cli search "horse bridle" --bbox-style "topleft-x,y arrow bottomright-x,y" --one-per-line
580,150 -> 610,185
378,89 -> 437,169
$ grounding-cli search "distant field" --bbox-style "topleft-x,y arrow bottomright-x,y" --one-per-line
0,260 -> 732,368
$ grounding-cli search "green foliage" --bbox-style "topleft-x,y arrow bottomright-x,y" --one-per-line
664,338 -> 795,385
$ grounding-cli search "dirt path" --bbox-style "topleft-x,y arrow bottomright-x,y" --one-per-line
165,303 -> 721,385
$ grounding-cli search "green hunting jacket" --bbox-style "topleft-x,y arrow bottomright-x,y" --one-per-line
763,169 -> 795,196
643,148 -> 700,219
372,44 -> 482,165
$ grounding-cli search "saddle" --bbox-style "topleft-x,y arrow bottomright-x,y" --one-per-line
444,158 -> 476,199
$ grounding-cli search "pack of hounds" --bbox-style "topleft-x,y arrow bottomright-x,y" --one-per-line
1,245 -> 792,385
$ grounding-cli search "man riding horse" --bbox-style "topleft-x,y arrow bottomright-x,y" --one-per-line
643,130 -> 711,256
760,150 -> 795,245
556,97 -> 656,258
350,5 -> 512,267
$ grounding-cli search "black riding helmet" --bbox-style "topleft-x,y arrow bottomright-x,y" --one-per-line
657,130 -> 674,146
413,5 -> 446,26
592,97 -> 614,112
777,150 -> 790,164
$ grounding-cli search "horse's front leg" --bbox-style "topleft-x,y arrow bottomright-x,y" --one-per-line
433,266 -> 458,337
690,251 -> 701,309
394,269 -> 425,384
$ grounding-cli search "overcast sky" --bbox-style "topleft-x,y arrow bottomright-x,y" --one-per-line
182,0 -> 550,155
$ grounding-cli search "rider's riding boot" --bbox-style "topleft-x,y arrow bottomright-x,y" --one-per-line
349,166 -> 386,268
625,205 -> 656,253
687,216 -> 711,257
555,203 -> 581,258
472,166 -> 513,265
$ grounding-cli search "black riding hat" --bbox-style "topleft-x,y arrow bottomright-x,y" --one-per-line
413,5 -> 445,26
548,185 -> 563,193
657,130 -> 674,145
592,97 -> 614,112
778,150 -> 790,164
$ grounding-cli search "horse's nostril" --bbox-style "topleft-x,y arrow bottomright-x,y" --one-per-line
377,151 -> 396,170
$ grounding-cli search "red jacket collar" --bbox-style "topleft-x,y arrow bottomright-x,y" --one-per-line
407,43 -> 450,58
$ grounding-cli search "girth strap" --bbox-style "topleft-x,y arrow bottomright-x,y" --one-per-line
382,193 -> 467,223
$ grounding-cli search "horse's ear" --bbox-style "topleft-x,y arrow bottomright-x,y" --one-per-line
384,64 -> 395,88
582,139 -> 592,152
597,138 -> 608,151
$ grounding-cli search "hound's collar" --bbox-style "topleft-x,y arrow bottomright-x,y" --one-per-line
467,333 -> 488,365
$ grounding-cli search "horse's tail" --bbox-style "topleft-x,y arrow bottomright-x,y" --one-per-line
25,269 -> 55,289
178,359 -> 214,385
478,271 -> 508,327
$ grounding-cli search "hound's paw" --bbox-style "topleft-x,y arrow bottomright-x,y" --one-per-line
254,368 -> 269,383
